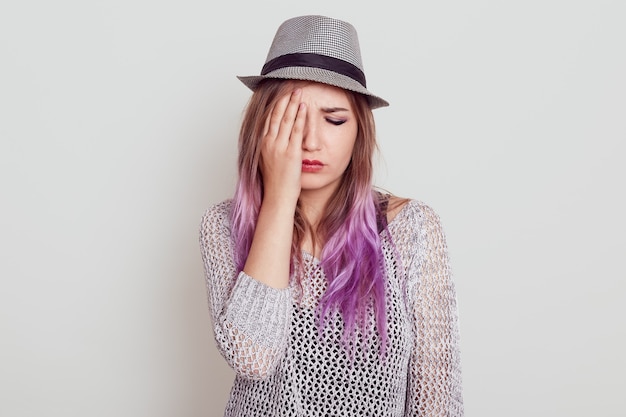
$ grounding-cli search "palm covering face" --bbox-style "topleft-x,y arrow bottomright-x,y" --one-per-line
260,89 -> 306,203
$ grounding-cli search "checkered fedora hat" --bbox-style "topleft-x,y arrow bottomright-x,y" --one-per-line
237,15 -> 389,109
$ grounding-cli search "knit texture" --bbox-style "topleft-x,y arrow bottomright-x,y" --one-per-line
199,198 -> 463,416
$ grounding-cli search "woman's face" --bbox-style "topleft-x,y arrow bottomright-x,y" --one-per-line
294,82 -> 358,197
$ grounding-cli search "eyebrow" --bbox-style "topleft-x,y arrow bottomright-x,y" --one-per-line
321,107 -> 350,113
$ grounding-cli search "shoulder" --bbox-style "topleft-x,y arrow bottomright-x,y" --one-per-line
387,196 -> 444,229
386,197 -> 449,253
200,199 -> 233,237
386,199 -> 451,277
202,199 -> 232,218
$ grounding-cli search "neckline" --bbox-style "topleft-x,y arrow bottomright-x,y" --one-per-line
300,200 -> 413,262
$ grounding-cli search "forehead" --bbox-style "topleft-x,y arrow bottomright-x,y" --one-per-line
292,81 -> 352,106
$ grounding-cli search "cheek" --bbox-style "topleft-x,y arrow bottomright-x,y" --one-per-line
343,132 -> 358,160
336,140 -> 356,171
323,124 -> 357,165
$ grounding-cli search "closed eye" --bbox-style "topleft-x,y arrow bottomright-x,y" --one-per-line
326,118 -> 347,126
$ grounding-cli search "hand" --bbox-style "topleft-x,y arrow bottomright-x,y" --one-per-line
259,89 -> 307,204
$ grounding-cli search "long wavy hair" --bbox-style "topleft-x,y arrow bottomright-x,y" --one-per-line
230,79 -> 389,355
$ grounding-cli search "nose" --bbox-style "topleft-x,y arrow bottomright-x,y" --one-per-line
301,120 -> 321,152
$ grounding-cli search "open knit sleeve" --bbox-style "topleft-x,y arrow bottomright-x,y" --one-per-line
199,200 -> 293,380
405,202 -> 464,416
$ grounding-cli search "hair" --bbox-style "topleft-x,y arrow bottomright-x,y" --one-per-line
230,79 -> 389,355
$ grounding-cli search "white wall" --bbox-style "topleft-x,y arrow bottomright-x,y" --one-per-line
1,1 -> 624,416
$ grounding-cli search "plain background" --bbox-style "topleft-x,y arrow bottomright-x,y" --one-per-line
1,1 -> 625,416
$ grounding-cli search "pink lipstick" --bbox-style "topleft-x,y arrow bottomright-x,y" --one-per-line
302,159 -> 324,173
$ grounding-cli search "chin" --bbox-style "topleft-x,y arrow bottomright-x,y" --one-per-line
300,178 -> 341,194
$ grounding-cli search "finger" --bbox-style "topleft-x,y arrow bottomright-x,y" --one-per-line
288,102 -> 307,153
275,89 -> 302,147
262,110 -> 271,137
265,91 -> 293,141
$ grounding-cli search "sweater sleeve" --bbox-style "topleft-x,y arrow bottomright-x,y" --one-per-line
198,201 -> 293,380
405,203 -> 464,416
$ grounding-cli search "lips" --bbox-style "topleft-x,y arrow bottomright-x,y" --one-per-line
302,159 -> 324,172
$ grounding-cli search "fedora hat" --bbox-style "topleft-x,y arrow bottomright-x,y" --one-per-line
237,15 -> 389,109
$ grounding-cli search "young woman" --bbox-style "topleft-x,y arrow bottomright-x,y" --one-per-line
199,15 -> 464,417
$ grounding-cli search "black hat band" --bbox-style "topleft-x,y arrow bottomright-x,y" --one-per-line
261,53 -> 367,88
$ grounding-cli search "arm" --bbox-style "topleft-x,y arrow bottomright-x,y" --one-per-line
199,202 -> 292,380
199,89 -> 307,379
405,203 -> 464,416
243,88 -> 306,289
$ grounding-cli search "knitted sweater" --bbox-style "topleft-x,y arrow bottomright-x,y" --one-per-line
199,198 -> 463,416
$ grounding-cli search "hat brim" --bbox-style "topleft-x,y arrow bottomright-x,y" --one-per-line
237,67 -> 389,109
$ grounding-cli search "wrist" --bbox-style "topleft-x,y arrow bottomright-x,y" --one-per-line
262,189 -> 300,209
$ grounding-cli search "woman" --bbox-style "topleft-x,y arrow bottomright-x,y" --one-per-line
199,15 -> 464,416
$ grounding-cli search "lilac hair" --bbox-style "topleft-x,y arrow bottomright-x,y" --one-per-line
230,80 -> 389,356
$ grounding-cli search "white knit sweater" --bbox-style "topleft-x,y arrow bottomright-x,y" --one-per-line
199,198 -> 463,416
